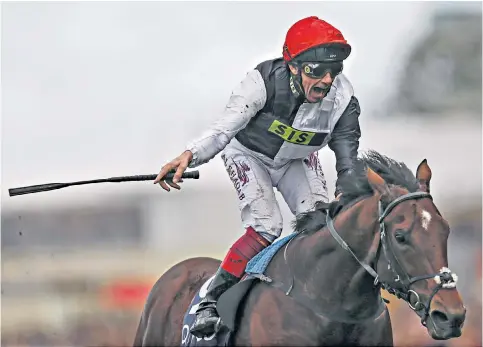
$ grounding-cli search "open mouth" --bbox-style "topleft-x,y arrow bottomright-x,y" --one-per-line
307,85 -> 330,101
312,86 -> 329,95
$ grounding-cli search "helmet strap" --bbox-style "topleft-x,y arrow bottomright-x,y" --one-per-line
288,63 -> 305,100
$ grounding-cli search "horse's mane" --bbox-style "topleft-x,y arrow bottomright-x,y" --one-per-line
293,150 -> 420,233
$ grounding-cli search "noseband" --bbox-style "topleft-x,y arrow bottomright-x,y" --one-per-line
326,191 -> 458,327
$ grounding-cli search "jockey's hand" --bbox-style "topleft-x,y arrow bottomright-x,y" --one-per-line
334,193 -> 342,201
154,150 -> 193,192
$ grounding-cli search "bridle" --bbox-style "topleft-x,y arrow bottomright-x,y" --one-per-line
326,191 -> 458,327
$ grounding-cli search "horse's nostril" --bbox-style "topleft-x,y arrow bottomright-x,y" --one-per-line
431,309 -> 466,328
431,310 -> 449,325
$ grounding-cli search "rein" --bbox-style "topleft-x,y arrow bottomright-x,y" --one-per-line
326,191 -> 458,327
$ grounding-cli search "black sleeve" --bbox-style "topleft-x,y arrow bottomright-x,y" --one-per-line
328,96 -> 361,197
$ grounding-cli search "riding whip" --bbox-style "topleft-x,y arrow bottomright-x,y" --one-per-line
8,171 -> 200,197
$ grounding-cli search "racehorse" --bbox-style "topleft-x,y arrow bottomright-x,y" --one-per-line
133,151 -> 466,346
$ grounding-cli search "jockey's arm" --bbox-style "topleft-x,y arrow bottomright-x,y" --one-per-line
328,96 -> 361,197
186,70 -> 267,168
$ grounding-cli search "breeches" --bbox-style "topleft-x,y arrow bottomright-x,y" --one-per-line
221,143 -> 329,243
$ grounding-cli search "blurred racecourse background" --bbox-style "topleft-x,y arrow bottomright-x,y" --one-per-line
1,1 -> 481,346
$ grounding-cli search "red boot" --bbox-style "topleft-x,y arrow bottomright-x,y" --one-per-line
190,227 -> 270,337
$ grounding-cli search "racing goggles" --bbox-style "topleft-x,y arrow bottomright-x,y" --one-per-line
300,61 -> 343,79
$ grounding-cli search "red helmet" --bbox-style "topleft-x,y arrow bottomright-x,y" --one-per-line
283,16 -> 351,63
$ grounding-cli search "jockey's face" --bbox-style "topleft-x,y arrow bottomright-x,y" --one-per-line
289,62 -> 339,103
303,72 -> 333,103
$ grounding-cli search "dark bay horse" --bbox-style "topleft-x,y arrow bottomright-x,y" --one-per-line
134,151 -> 466,346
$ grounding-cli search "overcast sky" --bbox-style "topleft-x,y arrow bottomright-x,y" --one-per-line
2,1 -> 481,209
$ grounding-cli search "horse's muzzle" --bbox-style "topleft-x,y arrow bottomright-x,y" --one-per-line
427,307 -> 466,340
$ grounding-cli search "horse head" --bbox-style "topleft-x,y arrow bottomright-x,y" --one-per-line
364,156 -> 466,340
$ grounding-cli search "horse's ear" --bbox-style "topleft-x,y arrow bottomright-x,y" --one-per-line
416,159 -> 432,193
366,167 -> 391,196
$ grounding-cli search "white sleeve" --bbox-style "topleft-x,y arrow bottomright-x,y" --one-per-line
186,69 -> 267,168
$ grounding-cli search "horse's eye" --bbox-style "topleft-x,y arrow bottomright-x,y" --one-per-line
394,231 -> 406,243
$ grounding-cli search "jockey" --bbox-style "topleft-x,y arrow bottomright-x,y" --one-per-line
154,16 -> 361,338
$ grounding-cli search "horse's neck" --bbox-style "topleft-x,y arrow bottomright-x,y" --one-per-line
293,197 -> 382,320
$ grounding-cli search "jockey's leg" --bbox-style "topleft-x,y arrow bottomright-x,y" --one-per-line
277,153 -> 329,216
190,147 -> 282,338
